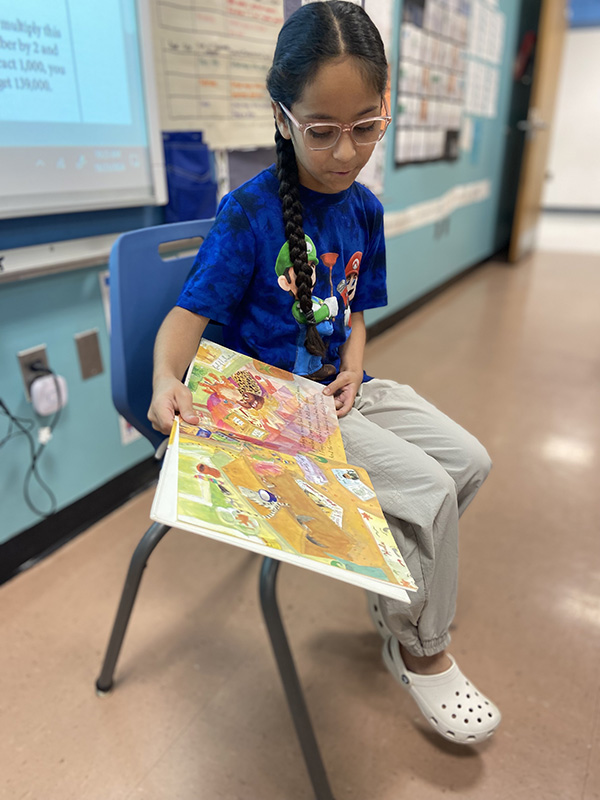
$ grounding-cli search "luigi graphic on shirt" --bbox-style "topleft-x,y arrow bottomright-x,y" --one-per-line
274,235 -> 338,381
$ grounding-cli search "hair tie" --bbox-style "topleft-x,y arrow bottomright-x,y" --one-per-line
304,307 -> 316,326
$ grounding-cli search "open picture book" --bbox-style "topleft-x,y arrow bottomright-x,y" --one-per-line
151,339 -> 417,603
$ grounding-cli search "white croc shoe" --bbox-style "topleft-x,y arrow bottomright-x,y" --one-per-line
382,636 -> 501,744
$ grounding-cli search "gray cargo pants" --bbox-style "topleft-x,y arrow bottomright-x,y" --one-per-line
338,379 -> 491,657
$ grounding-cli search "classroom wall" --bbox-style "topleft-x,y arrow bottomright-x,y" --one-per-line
0,265 -> 154,546
0,0 -> 522,547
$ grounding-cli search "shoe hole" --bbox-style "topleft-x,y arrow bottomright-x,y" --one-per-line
466,681 -> 470,686
469,708 -> 474,712
455,691 -> 460,696
484,700 -> 489,705
466,693 -> 471,698
464,719 -> 469,724
446,731 -> 456,737
488,712 -> 493,718
451,714 -> 457,719
467,735 -> 476,741
430,717 -> 438,725
477,718 -> 482,723
377,621 -> 384,628
374,604 -> 379,612
477,704 -> 482,709
441,704 -> 447,709
457,704 -> 462,709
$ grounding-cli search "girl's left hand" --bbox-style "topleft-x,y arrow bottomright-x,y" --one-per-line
323,370 -> 362,418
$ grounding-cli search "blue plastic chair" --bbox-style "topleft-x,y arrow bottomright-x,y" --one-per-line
96,220 -> 335,800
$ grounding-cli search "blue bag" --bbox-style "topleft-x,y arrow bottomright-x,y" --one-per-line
162,132 -> 217,223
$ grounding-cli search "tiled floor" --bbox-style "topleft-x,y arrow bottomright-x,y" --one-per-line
537,212 -> 600,255
2,249 -> 599,800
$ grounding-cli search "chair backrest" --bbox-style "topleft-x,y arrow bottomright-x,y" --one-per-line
109,219 -> 218,450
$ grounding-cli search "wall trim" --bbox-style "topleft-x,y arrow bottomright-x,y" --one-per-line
383,180 -> 491,239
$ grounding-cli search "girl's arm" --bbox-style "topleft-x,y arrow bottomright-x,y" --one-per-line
323,311 -> 366,418
148,306 -> 209,434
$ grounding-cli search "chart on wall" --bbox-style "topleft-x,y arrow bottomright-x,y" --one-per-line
395,0 -> 506,168
465,0 -> 505,117
149,0 -> 284,150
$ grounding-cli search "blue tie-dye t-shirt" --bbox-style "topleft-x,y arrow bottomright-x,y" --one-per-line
177,166 -> 387,380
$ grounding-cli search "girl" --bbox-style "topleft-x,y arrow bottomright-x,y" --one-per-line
149,0 -> 501,745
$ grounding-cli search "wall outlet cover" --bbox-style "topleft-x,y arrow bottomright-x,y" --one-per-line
74,328 -> 104,380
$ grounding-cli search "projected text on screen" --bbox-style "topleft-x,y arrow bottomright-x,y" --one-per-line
0,7 -> 131,127
0,0 -> 166,219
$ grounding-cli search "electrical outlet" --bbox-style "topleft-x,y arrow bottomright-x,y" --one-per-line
74,328 -> 104,380
17,344 -> 49,401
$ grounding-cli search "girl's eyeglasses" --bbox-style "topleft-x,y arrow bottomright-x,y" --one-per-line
279,101 -> 391,151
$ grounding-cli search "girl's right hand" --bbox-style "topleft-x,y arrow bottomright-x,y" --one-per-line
148,376 -> 200,434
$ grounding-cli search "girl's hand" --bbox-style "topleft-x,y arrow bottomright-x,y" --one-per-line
148,376 -> 199,434
322,370 -> 362,418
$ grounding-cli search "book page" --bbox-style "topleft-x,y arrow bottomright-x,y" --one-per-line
168,425 -> 416,599
151,341 -> 417,601
182,339 -> 346,462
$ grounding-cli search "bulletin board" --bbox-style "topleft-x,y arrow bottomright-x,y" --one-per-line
395,0 -> 470,166
394,0 -> 505,168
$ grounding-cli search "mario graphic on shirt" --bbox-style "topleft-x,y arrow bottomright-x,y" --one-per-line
274,235 -> 338,381
336,251 -> 362,332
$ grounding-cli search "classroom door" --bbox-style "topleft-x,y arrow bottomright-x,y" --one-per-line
508,0 -> 567,262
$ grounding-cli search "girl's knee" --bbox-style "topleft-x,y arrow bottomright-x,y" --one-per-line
414,463 -> 458,524
431,461 -> 459,499
452,430 -> 491,486
455,438 -> 492,513
468,439 -> 492,485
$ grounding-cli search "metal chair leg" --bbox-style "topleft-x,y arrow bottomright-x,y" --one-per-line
96,522 -> 171,694
259,557 -> 335,800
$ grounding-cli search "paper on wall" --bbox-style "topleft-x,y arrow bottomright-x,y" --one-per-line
149,0 -> 283,149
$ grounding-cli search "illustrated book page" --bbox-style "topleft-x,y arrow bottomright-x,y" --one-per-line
151,340 -> 416,602
183,338 -> 346,462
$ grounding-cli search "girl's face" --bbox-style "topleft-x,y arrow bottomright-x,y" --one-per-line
274,57 -> 383,194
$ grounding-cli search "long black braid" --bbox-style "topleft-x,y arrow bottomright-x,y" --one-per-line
275,129 -> 326,356
266,1 -> 387,357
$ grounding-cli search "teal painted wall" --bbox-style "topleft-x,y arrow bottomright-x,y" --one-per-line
0,0 -> 522,544
0,266 -> 153,544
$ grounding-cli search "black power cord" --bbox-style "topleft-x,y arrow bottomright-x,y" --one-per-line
0,361 -> 64,518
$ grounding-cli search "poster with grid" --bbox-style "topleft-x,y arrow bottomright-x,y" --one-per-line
395,0 -> 470,167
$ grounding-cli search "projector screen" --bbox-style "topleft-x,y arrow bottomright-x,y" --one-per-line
0,0 -> 167,219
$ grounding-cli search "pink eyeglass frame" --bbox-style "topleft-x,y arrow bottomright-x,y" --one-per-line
278,100 -> 392,150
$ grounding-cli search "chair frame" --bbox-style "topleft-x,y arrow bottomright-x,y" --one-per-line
96,220 -> 336,799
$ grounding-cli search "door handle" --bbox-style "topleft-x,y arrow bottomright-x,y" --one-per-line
517,119 -> 549,131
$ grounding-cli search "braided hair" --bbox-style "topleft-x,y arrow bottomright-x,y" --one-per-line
266,1 -> 387,356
